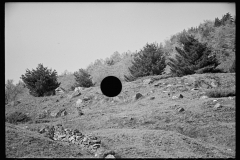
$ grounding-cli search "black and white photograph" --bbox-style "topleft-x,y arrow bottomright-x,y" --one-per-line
5,2 -> 235,158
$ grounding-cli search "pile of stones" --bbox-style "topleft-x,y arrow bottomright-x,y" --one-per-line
39,124 -> 101,154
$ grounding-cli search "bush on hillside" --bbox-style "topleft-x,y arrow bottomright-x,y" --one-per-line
6,111 -> 32,125
21,64 -> 60,97
168,34 -> 221,77
5,80 -> 25,104
124,43 -> 166,81
205,87 -> 235,98
73,68 -> 94,88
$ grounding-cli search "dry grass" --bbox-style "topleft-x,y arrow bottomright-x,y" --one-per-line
5,73 -> 235,158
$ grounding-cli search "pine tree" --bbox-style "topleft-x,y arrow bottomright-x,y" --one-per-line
20,64 -> 60,97
214,17 -> 221,27
124,43 -> 166,81
73,69 -> 93,88
168,34 -> 221,77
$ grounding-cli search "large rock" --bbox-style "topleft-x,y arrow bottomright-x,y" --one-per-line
50,109 -> 66,118
74,87 -> 85,92
61,110 -> 67,116
133,93 -> 143,100
200,95 -> 208,99
214,103 -> 222,109
143,78 -> 154,85
105,154 -> 115,158
69,90 -> 81,99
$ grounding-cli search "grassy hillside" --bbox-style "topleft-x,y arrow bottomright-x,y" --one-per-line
5,73 -> 235,158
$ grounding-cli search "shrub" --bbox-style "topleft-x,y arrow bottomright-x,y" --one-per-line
205,87 -> 235,98
6,111 -> 32,124
21,63 -> 60,97
73,68 -> 94,88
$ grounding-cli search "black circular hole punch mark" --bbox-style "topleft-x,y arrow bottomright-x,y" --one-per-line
100,76 -> 122,97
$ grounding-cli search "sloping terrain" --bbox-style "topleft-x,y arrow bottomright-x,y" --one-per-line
5,73 -> 235,158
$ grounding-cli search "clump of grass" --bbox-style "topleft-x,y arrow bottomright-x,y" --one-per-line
205,87 -> 235,98
6,111 -> 32,125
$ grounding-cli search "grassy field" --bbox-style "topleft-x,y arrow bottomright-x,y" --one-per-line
5,73 -> 235,158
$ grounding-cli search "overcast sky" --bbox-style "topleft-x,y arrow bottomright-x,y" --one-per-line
5,2 -> 235,84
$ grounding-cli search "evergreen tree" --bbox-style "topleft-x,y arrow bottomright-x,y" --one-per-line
73,69 -> 94,88
124,43 -> 166,81
214,17 -> 222,27
20,64 -> 60,97
168,34 -> 221,77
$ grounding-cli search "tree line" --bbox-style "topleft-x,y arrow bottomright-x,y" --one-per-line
5,12 -> 235,102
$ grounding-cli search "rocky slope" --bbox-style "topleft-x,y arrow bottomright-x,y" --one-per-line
5,73 -> 235,158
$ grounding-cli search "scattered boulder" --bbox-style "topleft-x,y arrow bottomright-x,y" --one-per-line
83,96 -> 91,101
172,96 -> 178,99
112,96 -> 120,102
50,109 -> 66,118
228,97 -> 234,100
39,126 -> 46,134
105,154 -> 115,158
214,103 -> 222,109
154,83 -> 161,87
210,81 -> 218,88
150,97 -> 155,100
191,88 -> 199,91
76,107 -> 84,116
103,150 -> 116,158
200,95 -> 208,99
37,110 -> 49,119
56,99 -> 59,102
76,99 -> 83,107
69,90 -> 81,99
74,87 -> 85,92
177,107 -> 185,112
134,93 -> 143,100
179,94 -> 184,98
55,87 -> 65,94
143,78 -> 154,85
61,110 -> 67,116
213,99 -> 218,102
